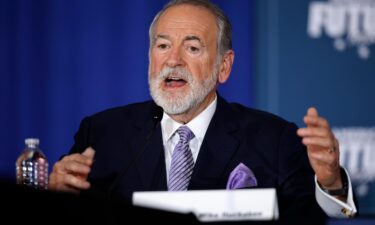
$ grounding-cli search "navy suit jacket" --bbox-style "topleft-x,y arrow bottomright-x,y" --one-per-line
69,95 -> 326,223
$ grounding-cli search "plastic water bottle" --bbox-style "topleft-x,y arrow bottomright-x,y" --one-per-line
16,138 -> 49,189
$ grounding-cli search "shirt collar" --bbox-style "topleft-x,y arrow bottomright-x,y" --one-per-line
161,95 -> 217,142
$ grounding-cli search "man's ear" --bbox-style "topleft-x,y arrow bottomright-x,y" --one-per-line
218,50 -> 234,84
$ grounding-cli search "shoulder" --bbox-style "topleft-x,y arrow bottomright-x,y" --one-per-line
213,97 -> 302,148
78,100 -> 161,130
230,102 -> 288,124
217,97 -> 295,131
88,100 -> 156,121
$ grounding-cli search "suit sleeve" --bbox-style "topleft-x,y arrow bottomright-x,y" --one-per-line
69,116 -> 93,154
277,122 -> 327,224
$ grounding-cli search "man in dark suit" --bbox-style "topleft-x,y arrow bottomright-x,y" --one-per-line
49,0 -> 357,222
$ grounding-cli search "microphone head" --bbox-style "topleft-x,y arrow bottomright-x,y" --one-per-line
153,106 -> 163,122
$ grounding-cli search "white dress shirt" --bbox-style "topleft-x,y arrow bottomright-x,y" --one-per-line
159,95 -> 357,218
315,169 -> 357,218
161,95 -> 217,181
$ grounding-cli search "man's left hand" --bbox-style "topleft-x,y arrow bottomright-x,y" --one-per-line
297,107 -> 342,190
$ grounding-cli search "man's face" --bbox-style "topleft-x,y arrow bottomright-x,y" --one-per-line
148,4 -> 219,115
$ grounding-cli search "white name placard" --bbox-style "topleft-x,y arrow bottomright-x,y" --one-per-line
133,188 -> 279,222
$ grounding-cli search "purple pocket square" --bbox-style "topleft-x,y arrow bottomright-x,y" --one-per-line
226,163 -> 257,190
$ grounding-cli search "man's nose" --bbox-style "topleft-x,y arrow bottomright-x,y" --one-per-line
165,47 -> 184,67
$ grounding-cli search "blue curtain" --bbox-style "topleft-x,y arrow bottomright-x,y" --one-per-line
0,0 -> 255,179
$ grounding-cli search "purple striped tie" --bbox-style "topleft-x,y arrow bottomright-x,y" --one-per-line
168,126 -> 195,191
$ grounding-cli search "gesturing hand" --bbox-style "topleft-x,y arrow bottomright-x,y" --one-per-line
49,147 -> 95,194
297,107 -> 342,190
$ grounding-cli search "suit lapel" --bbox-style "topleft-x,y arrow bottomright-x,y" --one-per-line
189,96 -> 240,190
129,104 -> 167,191
126,97 -> 240,191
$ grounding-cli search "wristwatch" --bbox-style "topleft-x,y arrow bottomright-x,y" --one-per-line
320,168 -> 348,196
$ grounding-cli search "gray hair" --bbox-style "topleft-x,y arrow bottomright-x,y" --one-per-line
148,0 -> 232,58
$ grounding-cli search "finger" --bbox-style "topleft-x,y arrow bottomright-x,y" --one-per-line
304,115 -> 330,128
307,107 -> 318,117
82,147 -> 95,160
304,107 -> 330,128
301,137 -> 333,149
297,127 -> 331,138
52,161 -> 68,173
58,186 -> 81,195
62,174 -> 91,190
62,152 -> 93,166
49,173 -> 88,193
51,159 -> 91,180
63,160 -> 92,175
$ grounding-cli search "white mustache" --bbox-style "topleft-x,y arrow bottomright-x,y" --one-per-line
157,67 -> 193,83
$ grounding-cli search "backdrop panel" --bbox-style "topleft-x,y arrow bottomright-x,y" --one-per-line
255,0 -> 375,215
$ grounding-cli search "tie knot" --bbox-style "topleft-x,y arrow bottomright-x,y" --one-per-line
176,126 -> 195,143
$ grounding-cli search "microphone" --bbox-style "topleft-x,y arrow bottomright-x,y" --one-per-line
106,105 -> 163,200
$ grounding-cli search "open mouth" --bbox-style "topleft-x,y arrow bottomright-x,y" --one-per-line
164,75 -> 187,88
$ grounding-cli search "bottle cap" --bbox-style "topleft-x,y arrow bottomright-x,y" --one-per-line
25,138 -> 40,146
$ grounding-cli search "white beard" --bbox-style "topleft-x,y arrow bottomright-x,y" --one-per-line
149,66 -> 218,115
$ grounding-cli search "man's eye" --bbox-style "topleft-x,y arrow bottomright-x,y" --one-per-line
157,44 -> 168,50
187,46 -> 200,54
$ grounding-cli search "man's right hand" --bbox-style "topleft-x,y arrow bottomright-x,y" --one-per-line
48,147 -> 95,194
